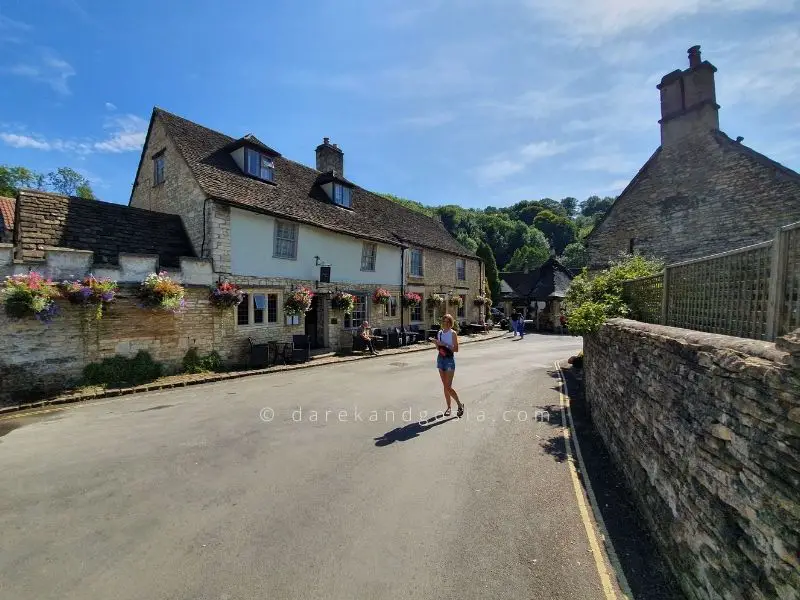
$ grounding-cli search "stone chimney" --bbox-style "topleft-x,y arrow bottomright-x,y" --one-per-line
656,45 -> 720,147
315,137 -> 344,176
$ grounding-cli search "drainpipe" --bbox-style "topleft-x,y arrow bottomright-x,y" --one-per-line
400,246 -> 406,331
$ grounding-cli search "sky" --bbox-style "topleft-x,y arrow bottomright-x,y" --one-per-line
0,0 -> 798,209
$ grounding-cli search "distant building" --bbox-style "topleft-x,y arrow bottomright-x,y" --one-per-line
586,45 -> 800,270
498,257 -> 574,329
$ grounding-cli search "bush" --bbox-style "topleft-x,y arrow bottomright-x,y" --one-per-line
564,254 -> 663,335
182,348 -> 223,374
83,351 -> 163,387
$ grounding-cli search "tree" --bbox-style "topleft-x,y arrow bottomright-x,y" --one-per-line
0,164 -> 95,199
506,245 -> 550,272
0,165 -> 44,197
477,241 -> 501,306
456,232 -> 478,254
560,197 -> 578,217
581,195 -> 615,217
533,210 -> 576,254
559,242 -> 589,271
47,167 -> 94,198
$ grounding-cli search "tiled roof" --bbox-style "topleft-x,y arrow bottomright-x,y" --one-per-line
0,196 -> 15,239
500,258 -> 574,300
16,190 -> 195,267
152,108 -> 476,258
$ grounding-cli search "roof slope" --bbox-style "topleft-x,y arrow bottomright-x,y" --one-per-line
16,190 -> 195,267
0,196 -> 15,237
500,258 -> 574,300
154,108 -> 475,258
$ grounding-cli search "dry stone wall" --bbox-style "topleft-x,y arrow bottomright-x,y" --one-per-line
584,319 -> 800,600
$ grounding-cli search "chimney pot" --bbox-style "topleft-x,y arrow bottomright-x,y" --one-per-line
688,45 -> 701,68
323,137 -> 330,145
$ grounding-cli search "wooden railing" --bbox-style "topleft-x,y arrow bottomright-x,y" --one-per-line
622,221 -> 800,341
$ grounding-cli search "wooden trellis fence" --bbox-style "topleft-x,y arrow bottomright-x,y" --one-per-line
622,221 -> 800,341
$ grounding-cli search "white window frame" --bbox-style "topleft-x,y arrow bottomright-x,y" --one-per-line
235,292 -> 279,328
361,242 -> 377,272
274,220 -> 298,260
153,153 -> 165,186
333,183 -> 352,208
245,148 -> 275,182
410,249 -> 424,277
456,258 -> 466,281
344,293 -> 368,329
409,300 -> 423,323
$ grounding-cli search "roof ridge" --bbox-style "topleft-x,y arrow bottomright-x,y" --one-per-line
713,129 -> 800,182
155,107 -> 236,143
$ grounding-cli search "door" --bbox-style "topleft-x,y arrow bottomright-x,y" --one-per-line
305,296 -> 319,348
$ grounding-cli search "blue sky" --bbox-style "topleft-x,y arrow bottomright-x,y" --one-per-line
1,0 -> 798,208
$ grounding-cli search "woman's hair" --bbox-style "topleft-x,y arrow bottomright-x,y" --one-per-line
442,313 -> 454,327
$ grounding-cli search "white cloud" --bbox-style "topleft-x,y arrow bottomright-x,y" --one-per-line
571,152 -> 640,174
105,102 -> 117,111
605,179 -> 632,193
6,48 -> 75,94
524,0 -> 796,45
0,114 -> 148,155
477,140 -> 574,183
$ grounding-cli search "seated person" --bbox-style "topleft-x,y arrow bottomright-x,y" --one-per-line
359,321 -> 379,355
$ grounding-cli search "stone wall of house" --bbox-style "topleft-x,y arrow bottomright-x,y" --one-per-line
584,318 -> 800,600
586,130 -> 800,269
129,116 -> 210,259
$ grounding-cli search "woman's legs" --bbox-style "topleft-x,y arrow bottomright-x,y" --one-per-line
445,370 -> 462,410
438,369 -> 452,413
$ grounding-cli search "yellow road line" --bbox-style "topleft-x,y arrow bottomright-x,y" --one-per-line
554,360 -> 630,600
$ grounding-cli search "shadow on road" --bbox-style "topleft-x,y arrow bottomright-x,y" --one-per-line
551,364 -> 685,600
374,414 -> 456,446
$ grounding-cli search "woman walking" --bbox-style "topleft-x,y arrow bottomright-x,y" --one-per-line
431,314 -> 464,417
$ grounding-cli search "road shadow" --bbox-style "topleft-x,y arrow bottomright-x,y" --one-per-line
374,414 -> 456,446
552,364 -> 685,600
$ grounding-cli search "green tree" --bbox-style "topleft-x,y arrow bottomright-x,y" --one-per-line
506,244 -> 550,272
477,241 -> 501,306
0,165 -> 45,196
47,167 -> 95,198
560,197 -> 578,217
559,242 -> 589,271
581,195 -> 615,217
456,232 -> 479,254
0,164 -> 95,199
533,210 -> 576,254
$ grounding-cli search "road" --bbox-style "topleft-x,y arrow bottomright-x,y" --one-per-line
0,333 -> 634,600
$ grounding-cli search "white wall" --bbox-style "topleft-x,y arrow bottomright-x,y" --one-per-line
230,207 -> 402,284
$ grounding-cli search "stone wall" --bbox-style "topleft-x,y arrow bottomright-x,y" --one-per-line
586,129 -> 800,269
584,319 -> 800,600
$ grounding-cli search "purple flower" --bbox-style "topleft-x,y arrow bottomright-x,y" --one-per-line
101,291 -> 115,302
80,287 -> 92,299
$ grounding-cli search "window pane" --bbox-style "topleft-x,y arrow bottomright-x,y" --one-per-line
253,294 -> 265,323
350,294 -> 367,328
246,150 -> 259,176
267,294 -> 278,322
237,293 -> 250,325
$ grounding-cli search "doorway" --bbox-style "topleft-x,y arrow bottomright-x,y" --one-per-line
305,296 -> 319,348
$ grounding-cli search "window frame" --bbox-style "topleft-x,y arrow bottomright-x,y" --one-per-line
388,295 -> 398,318
235,292 -> 280,327
245,147 -> 275,183
333,183 -> 352,208
153,152 -> 165,186
361,242 -> 377,272
410,300 -> 423,323
457,295 -> 466,318
343,293 -> 368,329
456,258 -> 466,281
409,248 -> 424,277
273,220 -> 299,260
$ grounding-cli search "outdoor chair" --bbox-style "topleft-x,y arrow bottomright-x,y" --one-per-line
247,337 -> 270,368
291,334 -> 311,363
371,329 -> 386,350
387,328 -> 401,348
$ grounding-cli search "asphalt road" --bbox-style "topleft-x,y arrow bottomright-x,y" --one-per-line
0,333 -> 635,600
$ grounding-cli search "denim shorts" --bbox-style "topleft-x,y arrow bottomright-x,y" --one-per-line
437,356 -> 456,371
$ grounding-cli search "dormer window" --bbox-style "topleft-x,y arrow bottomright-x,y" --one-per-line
333,183 -> 352,208
245,148 -> 275,182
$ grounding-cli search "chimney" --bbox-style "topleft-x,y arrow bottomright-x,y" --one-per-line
315,137 -> 344,176
656,44 -> 720,147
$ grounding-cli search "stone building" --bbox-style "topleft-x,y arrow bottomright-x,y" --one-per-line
586,45 -> 800,270
129,108 -> 484,352
498,257 -> 574,328
0,196 -> 14,243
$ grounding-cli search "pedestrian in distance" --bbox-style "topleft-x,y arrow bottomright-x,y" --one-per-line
429,314 -> 464,417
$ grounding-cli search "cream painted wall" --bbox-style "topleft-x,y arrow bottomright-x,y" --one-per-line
229,207 -> 402,284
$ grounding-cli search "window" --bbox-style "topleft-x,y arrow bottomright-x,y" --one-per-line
153,153 -> 165,186
344,294 -> 367,329
457,295 -> 466,318
456,258 -> 466,281
274,221 -> 298,260
333,184 -> 352,208
629,238 -> 635,254
245,148 -> 275,182
236,293 -> 279,326
410,302 -> 422,322
389,296 -> 397,317
361,242 -> 376,271
410,249 -> 423,277
237,293 -> 250,325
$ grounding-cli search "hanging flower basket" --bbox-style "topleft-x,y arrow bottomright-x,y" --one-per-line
372,288 -> 391,306
426,294 -> 445,309
138,271 -> 186,313
448,295 -> 464,308
401,292 -> 422,307
331,291 -> 356,314
285,285 -> 314,317
60,275 -> 119,320
2,272 -> 61,323
473,295 -> 489,307
209,281 -> 244,309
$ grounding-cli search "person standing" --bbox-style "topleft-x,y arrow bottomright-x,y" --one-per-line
431,314 -> 464,417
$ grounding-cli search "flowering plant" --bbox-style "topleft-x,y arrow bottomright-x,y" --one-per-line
2,272 -> 61,323
448,295 -> 464,308
331,291 -> 356,314
473,295 -> 489,307
138,271 -> 186,312
285,285 -> 314,316
209,281 -> 244,309
372,288 -> 391,306
60,275 -> 118,320
426,294 -> 445,309
401,292 -> 422,307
